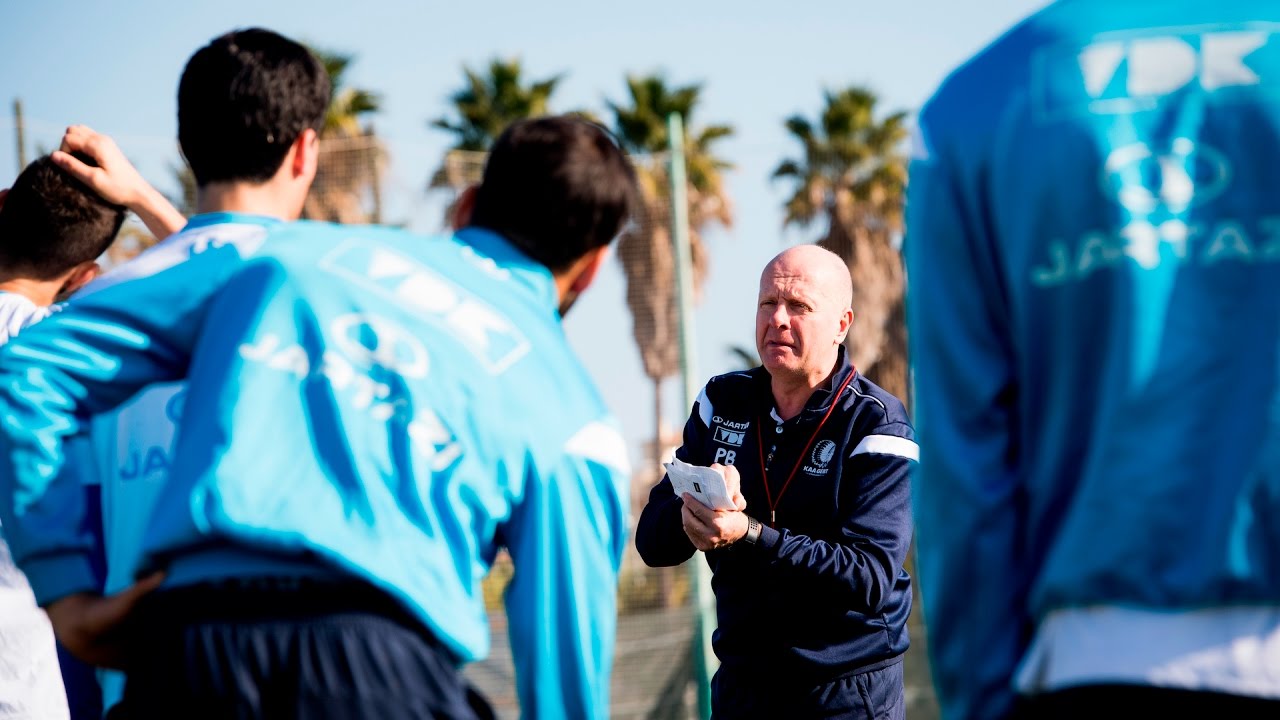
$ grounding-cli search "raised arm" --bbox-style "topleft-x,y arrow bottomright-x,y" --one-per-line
53,125 -> 187,241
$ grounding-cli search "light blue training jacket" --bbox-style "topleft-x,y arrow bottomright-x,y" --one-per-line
907,2 -> 1280,717
0,213 -> 631,720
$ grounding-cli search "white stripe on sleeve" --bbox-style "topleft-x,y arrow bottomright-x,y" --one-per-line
696,386 -> 713,427
850,434 -> 920,461
565,421 -> 632,475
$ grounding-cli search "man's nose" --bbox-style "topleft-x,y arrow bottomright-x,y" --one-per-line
770,305 -> 789,327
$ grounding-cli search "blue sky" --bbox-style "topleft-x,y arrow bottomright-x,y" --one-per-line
0,0 -> 1049,467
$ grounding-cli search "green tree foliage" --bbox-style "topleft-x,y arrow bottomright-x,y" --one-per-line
431,58 -> 562,153
773,87 -> 910,403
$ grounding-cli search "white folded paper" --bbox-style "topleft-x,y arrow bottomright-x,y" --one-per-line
663,457 -> 737,511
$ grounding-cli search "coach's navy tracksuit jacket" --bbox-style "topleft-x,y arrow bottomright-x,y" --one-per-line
636,348 -> 917,686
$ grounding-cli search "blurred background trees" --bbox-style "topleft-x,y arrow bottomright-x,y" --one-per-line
774,86 -> 910,403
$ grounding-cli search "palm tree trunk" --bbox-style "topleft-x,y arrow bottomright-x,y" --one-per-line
864,293 -> 909,407
819,201 -> 909,404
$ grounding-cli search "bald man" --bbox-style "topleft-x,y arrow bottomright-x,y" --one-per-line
636,246 -> 918,719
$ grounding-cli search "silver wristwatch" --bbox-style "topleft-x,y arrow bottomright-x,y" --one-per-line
741,516 -> 762,545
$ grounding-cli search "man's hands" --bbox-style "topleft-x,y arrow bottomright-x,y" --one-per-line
52,125 -> 187,241
45,571 -> 164,669
681,463 -> 750,551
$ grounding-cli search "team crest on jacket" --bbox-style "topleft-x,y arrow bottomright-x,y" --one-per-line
711,415 -> 748,447
803,439 -> 837,475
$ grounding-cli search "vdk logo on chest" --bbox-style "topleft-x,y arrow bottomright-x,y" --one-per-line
711,415 -> 749,464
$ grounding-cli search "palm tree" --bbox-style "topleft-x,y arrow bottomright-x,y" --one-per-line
609,74 -> 734,464
773,87 -> 910,403
429,58 -> 563,189
609,74 -> 733,611
303,48 -> 383,224
319,52 -> 381,137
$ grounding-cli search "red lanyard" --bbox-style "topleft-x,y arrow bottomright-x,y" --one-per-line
755,371 -> 855,528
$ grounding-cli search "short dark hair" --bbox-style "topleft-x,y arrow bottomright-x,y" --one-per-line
0,155 -> 126,280
470,116 -> 637,272
178,27 -> 330,186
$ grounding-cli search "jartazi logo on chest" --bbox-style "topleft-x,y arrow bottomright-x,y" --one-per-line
711,416 -> 748,447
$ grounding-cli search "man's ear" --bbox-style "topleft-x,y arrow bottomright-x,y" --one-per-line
58,261 -> 101,300
290,128 -> 320,181
450,185 -> 479,231
837,307 -> 854,344
556,246 -> 610,318
569,246 -> 609,296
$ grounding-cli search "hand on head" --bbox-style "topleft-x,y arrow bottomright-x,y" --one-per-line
52,125 -> 149,208
53,125 -> 187,240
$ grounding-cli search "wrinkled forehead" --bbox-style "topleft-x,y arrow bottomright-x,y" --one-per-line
758,255 -> 851,307
758,266 -> 816,295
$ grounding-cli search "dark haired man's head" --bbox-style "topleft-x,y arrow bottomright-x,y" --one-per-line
0,154 -> 125,285
178,27 -> 330,187
467,116 -> 637,276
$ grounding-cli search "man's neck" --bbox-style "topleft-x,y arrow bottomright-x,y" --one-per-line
770,355 -> 839,421
0,277 -> 60,307
196,181 -> 298,220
